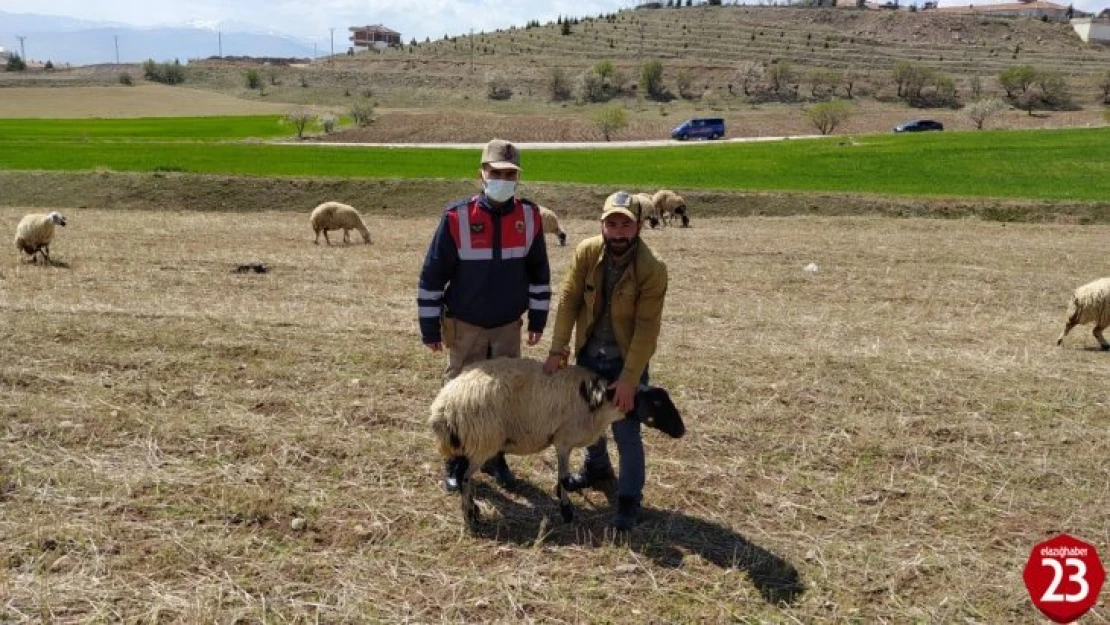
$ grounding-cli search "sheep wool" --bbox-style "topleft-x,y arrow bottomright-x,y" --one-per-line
1057,277 -> 1110,350
15,211 -> 67,263
428,357 -> 684,527
537,205 -> 567,247
309,201 -> 371,245
651,190 -> 689,227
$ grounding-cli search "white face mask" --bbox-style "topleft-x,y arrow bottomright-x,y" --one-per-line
483,178 -> 517,203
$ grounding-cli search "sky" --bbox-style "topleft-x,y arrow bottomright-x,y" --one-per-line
2,0 -> 1106,44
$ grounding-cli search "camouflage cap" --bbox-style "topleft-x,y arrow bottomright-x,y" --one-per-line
480,138 -> 521,171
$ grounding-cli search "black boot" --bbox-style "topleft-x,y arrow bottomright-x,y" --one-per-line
561,462 -> 615,493
611,496 -> 641,531
480,452 -> 517,489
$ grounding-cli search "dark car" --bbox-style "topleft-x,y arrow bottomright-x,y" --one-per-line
893,119 -> 944,133
671,117 -> 726,140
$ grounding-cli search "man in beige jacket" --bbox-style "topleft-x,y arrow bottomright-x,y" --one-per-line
543,191 -> 668,530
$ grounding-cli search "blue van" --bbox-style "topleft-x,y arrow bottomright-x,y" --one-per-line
670,117 -> 726,141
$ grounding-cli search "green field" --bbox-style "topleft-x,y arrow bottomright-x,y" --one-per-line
0,116 -> 1107,201
0,116 -> 291,141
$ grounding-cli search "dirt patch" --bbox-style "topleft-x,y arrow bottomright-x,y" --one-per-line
0,85 -> 307,118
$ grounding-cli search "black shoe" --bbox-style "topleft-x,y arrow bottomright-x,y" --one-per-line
562,464 -> 616,493
481,453 -> 517,489
611,496 -> 641,531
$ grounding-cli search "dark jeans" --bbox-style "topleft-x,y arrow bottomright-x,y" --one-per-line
575,350 -> 650,503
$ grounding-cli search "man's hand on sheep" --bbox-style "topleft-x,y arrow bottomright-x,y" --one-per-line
526,331 -> 542,347
610,380 -> 636,412
542,354 -> 564,374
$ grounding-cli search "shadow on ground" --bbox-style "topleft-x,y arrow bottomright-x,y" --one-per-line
465,479 -> 805,606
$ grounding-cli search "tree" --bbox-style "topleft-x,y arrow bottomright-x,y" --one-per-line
675,70 -> 695,99
805,100 -> 852,135
639,60 -> 666,100
349,100 -> 375,127
547,67 -> 572,101
767,61 -> 796,97
963,97 -> 1006,130
1034,70 -> 1072,109
593,60 -> 615,81
245,69 -> 261,90
6,53 -> 26,71
576,69 -> 608,103
735,60 -> 764,96
286,108 -> 316,139
998,65 -> 1037,99
561,20 -> 572,35
593,106 -> 628,141
807,68 -> 842,100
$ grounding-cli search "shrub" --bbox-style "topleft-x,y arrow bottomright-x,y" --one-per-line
592,106 -> 628,141
246,69 -> 261,90
349,100 -> 375,127
118,72 -> 134,86
576,69 -> 609,103
547,67 -> 572,101
639,60 -> 666,100
806,100 -> 853,135
486,70 -> 512,100
320,114 -> 337,134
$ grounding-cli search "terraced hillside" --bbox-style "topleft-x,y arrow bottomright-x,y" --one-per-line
305,6 -> 1110,101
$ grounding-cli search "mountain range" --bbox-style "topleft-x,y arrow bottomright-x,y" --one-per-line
0,11 -> 317,66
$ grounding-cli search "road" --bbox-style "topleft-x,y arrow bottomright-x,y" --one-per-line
284,134 -> 828,149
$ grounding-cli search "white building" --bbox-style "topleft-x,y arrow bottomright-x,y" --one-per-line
1070,17 -> 1110,44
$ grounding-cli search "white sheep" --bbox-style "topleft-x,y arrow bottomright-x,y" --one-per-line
15,211 -> 67,263
538,205 -> 567,247
633,193 -> 658,228
428,357 -> 685,527
651,190 -> 690,228
309,201 -> 371,245
1057,277 -> 1110,350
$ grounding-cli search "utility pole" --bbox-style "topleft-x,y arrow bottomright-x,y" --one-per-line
469,28 -> 474,73
329,27 -> 335,64
218,30 -> 222,57
16,36 -> 26,61
113,34 -> 119,65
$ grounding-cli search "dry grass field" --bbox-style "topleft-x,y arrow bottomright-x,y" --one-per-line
1,207 -> 1107,622
0,85 -> 323,119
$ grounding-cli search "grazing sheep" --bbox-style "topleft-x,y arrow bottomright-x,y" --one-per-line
651,190 -> 689,228
15,211 -> 67,263
1057,277 -> 1110,350
429,357 -> 685,527
310,201 -> 371,245
538,205 -> 567,247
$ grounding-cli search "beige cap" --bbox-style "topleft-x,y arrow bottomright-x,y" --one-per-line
480,138 -> 521,171
600,191 -> 643,222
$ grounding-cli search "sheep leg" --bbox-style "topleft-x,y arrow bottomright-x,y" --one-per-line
1094,325 -> 1110,350
314,230 -> 321,245
343,228 -> 351,244
455,456 -> 481,527
1057,321 -> 1076,346
555,447 -> 574,523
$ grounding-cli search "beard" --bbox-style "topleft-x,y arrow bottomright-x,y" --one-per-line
604,235 -> 638,256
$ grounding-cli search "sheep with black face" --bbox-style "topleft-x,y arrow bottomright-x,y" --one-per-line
428,357 -> 684,528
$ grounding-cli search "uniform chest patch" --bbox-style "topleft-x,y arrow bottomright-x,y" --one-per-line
515,221 -> 525,233
470,223 -> 485,233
